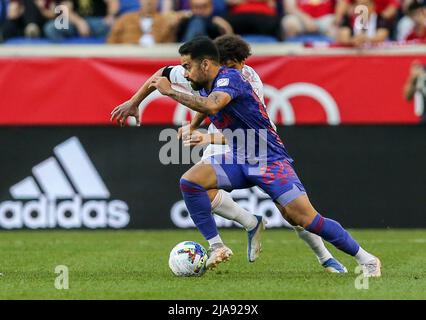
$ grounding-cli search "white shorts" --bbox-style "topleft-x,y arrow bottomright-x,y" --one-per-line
200,123 -> 230,161
201,144 -> 230,161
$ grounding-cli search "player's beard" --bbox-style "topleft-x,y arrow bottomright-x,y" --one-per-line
189,80 -> 204,91
187,74 -> 208,91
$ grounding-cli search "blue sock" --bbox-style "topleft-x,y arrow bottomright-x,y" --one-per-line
306,213 -> 360,256
180,178 -> 218,241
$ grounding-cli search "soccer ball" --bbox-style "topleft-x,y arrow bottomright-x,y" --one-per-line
169,241 -> 208,277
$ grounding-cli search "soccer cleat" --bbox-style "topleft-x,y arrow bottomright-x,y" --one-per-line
206,243 -> 233,270
322,258 -> 348,273
360,257 -> 382,277
247,215 -> 266,263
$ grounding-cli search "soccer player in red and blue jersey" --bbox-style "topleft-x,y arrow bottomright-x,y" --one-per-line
149,37 -> 381,277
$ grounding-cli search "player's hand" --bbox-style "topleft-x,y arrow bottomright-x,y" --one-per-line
177,123 -> 196,141
150,76 -> 172,96
183,130 -> 211,147
110,100 -> 140,127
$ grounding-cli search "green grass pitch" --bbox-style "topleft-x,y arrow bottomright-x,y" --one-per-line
0,229 -> 425,299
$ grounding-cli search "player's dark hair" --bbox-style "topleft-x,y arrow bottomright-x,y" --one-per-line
178,36 -> 220,64
214,35 -> 252,65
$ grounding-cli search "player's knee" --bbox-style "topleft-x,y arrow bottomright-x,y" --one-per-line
276,203 -> 297,226
181,164 -> 217,189
207,189 -> 219,203
283,206 -> 315,229
179,177 -> 198,190
180,171 -> 200,187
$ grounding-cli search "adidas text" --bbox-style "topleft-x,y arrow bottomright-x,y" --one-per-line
0,196 -> 129,229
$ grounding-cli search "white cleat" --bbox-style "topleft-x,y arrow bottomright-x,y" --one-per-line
247,215 -> 266,262
206,244 -> 233,270
361,257 -> 382,277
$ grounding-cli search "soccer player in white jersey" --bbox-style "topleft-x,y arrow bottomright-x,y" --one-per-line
111,35 -> 347,273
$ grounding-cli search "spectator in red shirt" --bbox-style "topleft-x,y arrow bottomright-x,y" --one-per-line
397,0 -> 416,40
341,0 -> 400,19
404,0 -> 426,41
225,0 -> 281,39
336,0 -> 392,47
281,0 -> 338,39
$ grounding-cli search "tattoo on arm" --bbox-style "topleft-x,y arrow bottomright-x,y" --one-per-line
211,92 -> 222,105
168,91 -> 210,113
168,90 -> 230,114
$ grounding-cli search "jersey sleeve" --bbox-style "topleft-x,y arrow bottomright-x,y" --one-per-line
243,65 -> 276,131
243,65 -> 265,104
162,65 -> 199,95
211,72 -> 244,100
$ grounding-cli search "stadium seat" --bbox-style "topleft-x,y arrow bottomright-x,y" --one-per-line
119,0 -> 140,14
4,37 -> 51,45
241,35 -> 279,43
61,37 -> 107,44
285,34 -> 333,44
3,36 -> 107,45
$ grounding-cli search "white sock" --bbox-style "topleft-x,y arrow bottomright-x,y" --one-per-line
355,247 -> 376,264
211,190 -> 258,231
294,226 -> 333,265
208,234 -> 223,247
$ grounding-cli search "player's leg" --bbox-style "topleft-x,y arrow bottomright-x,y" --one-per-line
201,148 -> 265,262
180,163 -> 233,270
208,189 -> 258,231
180,159 -> 251,269
180,163 -> 222,246
208,188 -> 266,262
247,160 -> 380,277
275,203 -> 347,273
280,195 -> 381,277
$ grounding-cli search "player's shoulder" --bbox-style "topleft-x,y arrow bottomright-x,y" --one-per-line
164,65 -> 200,96
165,65 -> 184,80
219,67 -> 243,79
242,65 -> 262,83
216,67 -> 245,86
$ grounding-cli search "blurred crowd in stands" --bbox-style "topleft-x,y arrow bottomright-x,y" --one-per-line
0,0 -> 425,46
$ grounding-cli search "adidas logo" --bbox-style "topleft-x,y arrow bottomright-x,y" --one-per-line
0,137 -> 130,229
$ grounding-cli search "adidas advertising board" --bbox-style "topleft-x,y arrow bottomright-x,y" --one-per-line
0,137 -> 130,229
0,126 -> 425,229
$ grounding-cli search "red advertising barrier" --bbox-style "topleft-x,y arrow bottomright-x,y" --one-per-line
0,55 -> 424,125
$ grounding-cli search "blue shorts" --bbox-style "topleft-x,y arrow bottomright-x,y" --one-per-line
206,154 -> 306,207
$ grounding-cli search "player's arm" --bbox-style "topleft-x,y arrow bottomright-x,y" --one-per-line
150,76 -> 231,115
177,112 -> 207,141
110,67 -> 165,126
183,131 -> 227,146
192,114 -> 228,144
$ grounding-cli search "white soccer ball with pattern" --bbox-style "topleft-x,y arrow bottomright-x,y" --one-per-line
169,241 -> 208,277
